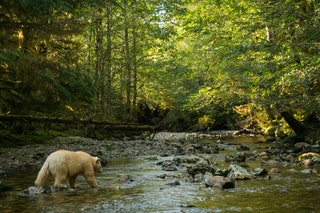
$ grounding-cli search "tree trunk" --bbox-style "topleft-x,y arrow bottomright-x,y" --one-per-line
132,12 -> 137,107
105,2 -> 112,104
94,16 -> 105,107
280,111 -> 306,139
123,0 -> 131,113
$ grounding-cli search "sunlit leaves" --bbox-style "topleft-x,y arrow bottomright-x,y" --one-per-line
171,0 -> 320,130
0,0 -> 89,115
1,0 -> 319,131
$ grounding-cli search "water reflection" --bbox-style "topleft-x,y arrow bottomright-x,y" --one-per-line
1,137 -> 320,212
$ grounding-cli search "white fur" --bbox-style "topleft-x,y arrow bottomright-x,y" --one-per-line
35,150 -> 102,189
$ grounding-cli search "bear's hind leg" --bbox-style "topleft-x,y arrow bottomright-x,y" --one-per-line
69,176 -> 77,189
54,174 -> 68,189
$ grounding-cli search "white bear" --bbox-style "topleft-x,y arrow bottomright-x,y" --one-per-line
35,150 -> 102,189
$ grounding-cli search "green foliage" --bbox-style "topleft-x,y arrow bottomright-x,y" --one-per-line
172,0 -> 320,133
16,0 -> 73,17
0,0 -> 319,135
0,0 -> 91,115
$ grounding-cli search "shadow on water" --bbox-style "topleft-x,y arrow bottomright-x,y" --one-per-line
1,136 -> 320,212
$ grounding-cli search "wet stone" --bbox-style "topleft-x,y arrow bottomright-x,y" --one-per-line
225,153 -> 246,163
162,166 -> 177,171
250,168 -> 268,176
269,168 -> 281,174
204,173 -> 235,189
187,163 -> 215,178
174,155 -> 202,164
300,169 -> 312,174
118,174 -> 134,183
227,164 -> 253,180
166,180 -> 180,187
236,144 -> 250,151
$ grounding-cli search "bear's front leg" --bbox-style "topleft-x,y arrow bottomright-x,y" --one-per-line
84,174 -> 98,188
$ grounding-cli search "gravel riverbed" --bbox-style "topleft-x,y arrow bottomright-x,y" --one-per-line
0,132 -> 230,174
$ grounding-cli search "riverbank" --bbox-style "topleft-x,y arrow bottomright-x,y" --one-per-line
0,131 -> 318,175
0,132 -> 224,174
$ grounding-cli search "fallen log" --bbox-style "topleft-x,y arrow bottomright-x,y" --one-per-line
0,114 -> 158,139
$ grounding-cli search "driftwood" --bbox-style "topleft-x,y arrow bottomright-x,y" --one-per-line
0,114 -> 157,139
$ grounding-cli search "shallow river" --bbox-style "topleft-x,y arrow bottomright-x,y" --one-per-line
1,137 -> 320,212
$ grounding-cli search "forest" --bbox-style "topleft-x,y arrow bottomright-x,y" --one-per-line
0,0 -> 319,143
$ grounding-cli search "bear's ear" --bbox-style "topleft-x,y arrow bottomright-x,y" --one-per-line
95,157 -> 100,164
94,157 -> 103,172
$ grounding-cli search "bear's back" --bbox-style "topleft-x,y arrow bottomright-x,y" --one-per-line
48,150 -> 91,174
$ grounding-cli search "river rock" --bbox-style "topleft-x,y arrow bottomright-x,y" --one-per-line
300,169 -> 312,174
157,159 -> 178,171
287,168 -> 298,173
269,168 -> 281,174
214,168 -> 229,176
118,174 -> 133,183
191,141 -> 219,154
25,186 -> 45,194
193,173 -> 203,182
295,142 -> 310,149
174,155 -> 203,165
162,166 -> 177,171
227,164 -> 253,180
261,159 -> 284,167
312,156 -> 320,164
233,128 -> 256,135
225,153 -> 246,163
166,180 -> 180,187
250,168 -> 268,176
236,144 -> 250,151
204,172 -> 235,189
187,163 -> 215,178
258,151 -> 270,161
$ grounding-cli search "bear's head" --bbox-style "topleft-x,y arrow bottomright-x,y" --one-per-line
93,157 -> 103,173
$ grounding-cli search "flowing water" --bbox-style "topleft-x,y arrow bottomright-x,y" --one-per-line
1,137 -> 320,213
